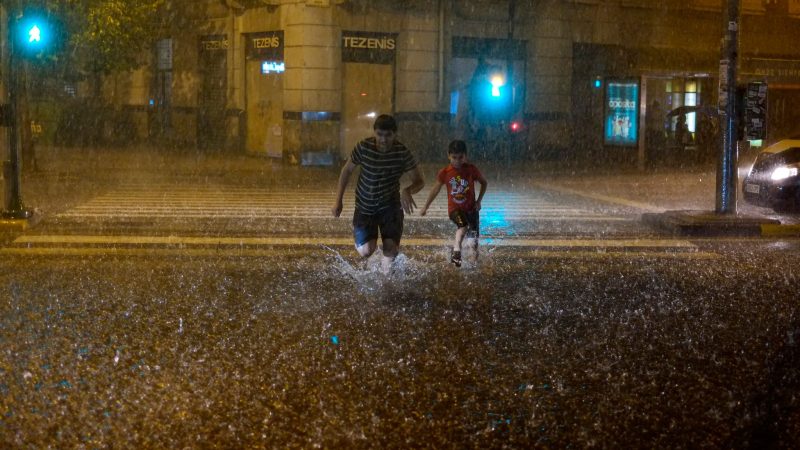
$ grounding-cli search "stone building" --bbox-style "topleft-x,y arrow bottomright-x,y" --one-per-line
10,0 -> 800,167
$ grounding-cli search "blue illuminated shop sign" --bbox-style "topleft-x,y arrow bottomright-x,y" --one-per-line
261,61 -> 285,74
604,79 -> 639,147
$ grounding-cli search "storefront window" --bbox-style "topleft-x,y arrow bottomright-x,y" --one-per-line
685,80 -> 698,133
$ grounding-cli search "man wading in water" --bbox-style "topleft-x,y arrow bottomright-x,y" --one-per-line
331,114 -> 425,274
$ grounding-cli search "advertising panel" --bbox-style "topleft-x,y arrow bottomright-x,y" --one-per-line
604,79 -> 640,147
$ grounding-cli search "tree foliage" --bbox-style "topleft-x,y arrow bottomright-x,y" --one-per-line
57,0 -> 166,74
10,0 -> 170,74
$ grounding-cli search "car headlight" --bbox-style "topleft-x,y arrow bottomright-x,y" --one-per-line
770,166 -> 799,180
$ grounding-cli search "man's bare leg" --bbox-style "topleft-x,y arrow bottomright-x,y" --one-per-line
356,240 -> 377,258
381,239 -> 399,274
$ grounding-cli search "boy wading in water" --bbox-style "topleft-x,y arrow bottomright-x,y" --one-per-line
331,114 -> 425,273
419,140 -> 488,267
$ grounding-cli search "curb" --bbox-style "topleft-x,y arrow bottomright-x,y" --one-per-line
760,223 -> 800,237
0,216 -> 40,232
641,210 -> 787,237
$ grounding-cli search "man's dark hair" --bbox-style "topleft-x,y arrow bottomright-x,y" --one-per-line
373,114 -> 398,132
448,139 -> 467,155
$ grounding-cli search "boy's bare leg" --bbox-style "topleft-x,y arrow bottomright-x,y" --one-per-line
468,236 -> 479,261
450,227 -> 467,267
453,227 -> 467,251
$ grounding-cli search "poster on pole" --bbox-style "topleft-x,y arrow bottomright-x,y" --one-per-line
604,79 -> 639,147
718,59 -> 730,112
744,82 -> 767,141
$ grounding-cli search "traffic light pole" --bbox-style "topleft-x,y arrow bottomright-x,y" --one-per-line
716,0 -> 740,214
3,15 -> 32,220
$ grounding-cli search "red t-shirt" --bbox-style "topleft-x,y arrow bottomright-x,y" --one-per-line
436,163 -> 483,214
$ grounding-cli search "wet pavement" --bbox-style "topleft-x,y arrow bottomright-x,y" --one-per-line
0,145 -> 798,447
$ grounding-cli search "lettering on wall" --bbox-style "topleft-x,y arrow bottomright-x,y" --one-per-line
247,31 -> 284,60
342,31 -> 398,64
343,36 -> 396,50
200,35 -> 228,52
742,57 -> 800,83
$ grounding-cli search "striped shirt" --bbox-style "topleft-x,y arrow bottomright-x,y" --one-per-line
350,137 -> 418,215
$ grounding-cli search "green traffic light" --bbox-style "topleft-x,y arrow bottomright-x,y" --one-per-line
10,10 -> 62,57
28,24 -> 42,43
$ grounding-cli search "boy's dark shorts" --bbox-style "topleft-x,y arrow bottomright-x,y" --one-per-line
449,209 -> 480,238
353,207 -> 404,247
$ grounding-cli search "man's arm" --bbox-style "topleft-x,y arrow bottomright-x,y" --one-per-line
332,159 -> 357,217
401,166 -> 425,214
419,181 -> 443,216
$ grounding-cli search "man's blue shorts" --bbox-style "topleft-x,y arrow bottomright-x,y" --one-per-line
353,207 -> 404,247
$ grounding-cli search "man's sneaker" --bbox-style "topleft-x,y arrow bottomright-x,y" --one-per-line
450,249 -> 462,267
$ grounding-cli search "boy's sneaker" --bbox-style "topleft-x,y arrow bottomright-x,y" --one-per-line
450,249 -> 462,267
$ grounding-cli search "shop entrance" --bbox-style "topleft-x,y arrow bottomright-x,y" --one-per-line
340,63 -> 393,158
245,60 -> 284,157
644,76 -> 717,165
198,35 -> 228,150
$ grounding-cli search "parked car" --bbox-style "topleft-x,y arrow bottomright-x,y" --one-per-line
742,138 -> 800,212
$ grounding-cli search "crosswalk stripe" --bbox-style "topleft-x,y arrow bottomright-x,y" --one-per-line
54,185 -> 629,222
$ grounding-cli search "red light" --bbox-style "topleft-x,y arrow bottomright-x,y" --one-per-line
510,121 -> 521,132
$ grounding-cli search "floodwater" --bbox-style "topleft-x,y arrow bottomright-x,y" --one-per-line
0,242 -> 797,448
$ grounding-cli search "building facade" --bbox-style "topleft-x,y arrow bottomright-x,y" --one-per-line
11,0 -> 800,166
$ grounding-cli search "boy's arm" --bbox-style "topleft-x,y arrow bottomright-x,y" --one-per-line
332,159 -> 357,217
420,181 -> 444,216
475,174 -> 488,209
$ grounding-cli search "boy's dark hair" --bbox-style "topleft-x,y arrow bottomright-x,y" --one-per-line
373,114 -> 398,132
448,139 -> 467,155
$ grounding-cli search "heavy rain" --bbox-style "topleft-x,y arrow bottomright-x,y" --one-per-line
0,0 -> 799,448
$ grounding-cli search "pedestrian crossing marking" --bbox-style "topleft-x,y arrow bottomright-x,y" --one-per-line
54,184 -> 633,222
531,181 -> 662,212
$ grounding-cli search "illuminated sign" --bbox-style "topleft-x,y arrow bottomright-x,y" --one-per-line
261,61 -> 285,74
343,36 -> 395,50
604,80 -> 640,147
247,31 -> 284,59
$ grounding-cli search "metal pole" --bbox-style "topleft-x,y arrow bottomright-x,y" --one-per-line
716,0 -> 740,214
3,16 -> 30,219
506,0 -> 515,163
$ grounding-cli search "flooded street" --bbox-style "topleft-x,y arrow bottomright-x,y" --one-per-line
0,241 -> 797,447
5,0 -> 800,447
0,148 -> 797,447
